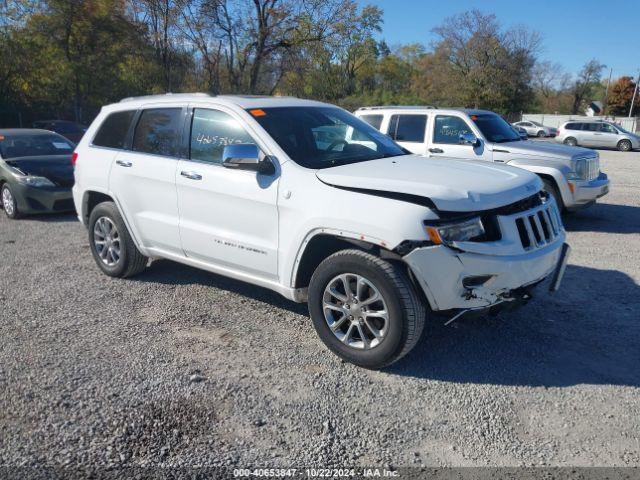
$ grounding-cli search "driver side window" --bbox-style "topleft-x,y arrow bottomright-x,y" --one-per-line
433,116 -> 473,144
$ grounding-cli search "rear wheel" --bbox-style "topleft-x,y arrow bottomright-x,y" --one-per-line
537,130 -> 546,137
308,249 -> 426,369
617,139 -> 632,152
1,184 -> 20,219
88,201 -> 148,278
564,137 -> 577,147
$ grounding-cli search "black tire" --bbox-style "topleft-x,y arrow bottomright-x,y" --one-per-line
1,184 -> 21,219
541,178 -> 565,213
617,139 -> 632,152
88,201 -> 148,278
537,130 -> 546,138
564,137 -> 577,147
308,249 -> 426,369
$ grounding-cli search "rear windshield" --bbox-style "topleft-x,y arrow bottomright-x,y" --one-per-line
249,106 -> 407,169
0,133 -> 74,158
471,114 -> 521,143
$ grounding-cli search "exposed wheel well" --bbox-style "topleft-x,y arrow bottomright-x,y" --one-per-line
82,191 -> 114,225
294,234 -> 386,289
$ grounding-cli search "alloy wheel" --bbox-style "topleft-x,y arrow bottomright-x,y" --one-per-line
2,187 -> 15,217
93,216 -> 122,266
322,273 -> 389,350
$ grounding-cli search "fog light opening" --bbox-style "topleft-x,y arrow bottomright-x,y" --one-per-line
462,275 -> 494,289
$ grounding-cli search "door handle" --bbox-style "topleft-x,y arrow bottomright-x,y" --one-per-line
429,148 -> 444,154
181,171 -> 202,180
116,160 -> 132,167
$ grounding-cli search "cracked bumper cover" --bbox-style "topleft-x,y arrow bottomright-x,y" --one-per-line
403,241 -> 565,311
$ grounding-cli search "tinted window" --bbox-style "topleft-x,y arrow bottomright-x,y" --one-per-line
132,108 -> 182,157
471,114 -> 521,143
388,115 -> 427,142
359,114 -> 384,130
93,111 -> 136,149
565,123 -> 581,130
190,109 -> 256,164
0,133 -> 74,158
250,107 -> 407,169
584,123 -> 600,132
433,115 -> 473,144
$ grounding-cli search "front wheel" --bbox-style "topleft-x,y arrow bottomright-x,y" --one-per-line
542,178 -> 565,213
88,201 -> 148,278
308,249 -> 426,369
1,184 -> 20,219
617,139 -> 632,152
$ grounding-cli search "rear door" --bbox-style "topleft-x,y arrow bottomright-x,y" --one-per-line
427,113 -> 493,161
386,113 -> 428,154
109,105 -> 184,254
175,106 -> 280,279
578,123 -> 599,146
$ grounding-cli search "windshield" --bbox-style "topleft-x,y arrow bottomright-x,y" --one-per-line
471,114 -> 522,143
0,133 -> 74,158
248,106 -> 407,169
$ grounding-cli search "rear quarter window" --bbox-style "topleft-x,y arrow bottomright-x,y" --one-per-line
93,110 -> 136,149
565,123 -> 581,130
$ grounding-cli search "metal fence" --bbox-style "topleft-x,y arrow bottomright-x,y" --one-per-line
521,113 -> 639,132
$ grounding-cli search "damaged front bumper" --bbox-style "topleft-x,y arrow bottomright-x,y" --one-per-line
403,238 -> 567,314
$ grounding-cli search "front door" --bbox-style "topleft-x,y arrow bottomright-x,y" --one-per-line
428,114 -> 493,162
109,106 -> 184,254
176,107 -> 280,279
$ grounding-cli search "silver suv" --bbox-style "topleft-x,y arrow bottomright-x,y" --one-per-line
556,120 -> 640,151
512,120 -> 557,138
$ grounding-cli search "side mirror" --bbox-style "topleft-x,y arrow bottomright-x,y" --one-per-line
222,144 -> 275,175
459,133 -> 480,147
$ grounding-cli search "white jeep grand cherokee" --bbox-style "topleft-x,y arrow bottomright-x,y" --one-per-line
72,94 -> 569,368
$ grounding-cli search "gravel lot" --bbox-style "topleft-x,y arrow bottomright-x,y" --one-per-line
1,149 -> 639,470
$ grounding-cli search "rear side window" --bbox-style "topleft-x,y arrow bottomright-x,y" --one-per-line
93,111 -> 136,149
565,123 -> 581,130
434,115 -> 473,144
190,108 -> 256,164
132,108 -> 183,157
359,114 -> 384,130
387,114 -> 427,142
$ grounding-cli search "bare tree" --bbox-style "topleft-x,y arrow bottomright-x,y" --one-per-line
570,59 -> 606,114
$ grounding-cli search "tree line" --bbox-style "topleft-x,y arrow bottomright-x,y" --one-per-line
1,1 -> 638,126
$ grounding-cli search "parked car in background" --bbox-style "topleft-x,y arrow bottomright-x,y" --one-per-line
556,120 -> 640,151
355,106 -> 609,212
0,129 -> 75,219
32,120 -> 87,144
512,120 -> 557,137
72,94 -> 569,368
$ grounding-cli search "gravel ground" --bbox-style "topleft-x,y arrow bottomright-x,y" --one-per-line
0,149 -> 639,470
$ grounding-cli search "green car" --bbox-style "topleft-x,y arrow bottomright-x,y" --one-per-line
0,129 -> 76,219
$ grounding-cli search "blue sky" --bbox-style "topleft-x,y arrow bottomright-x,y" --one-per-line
357,0 -> 640,79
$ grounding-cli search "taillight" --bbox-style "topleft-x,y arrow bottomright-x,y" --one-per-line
71,152 -> 78,166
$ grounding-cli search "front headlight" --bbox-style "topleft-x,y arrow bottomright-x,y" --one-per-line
425,217 -> 485,245
15,176 -> 55,187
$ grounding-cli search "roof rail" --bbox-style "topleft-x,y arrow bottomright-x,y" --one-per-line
119,92 -> 214,103
356,105 -> 437,111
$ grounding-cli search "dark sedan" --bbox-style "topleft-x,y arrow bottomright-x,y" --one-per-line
32,120 -> 87,144
0,129 -> 76,219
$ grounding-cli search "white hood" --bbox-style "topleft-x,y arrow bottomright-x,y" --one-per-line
316,155 -> 542,212
498,140 -> 592,160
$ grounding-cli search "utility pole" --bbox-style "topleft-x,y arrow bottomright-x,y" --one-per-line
629,71 -> 640,118
604,67 -> 613,116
